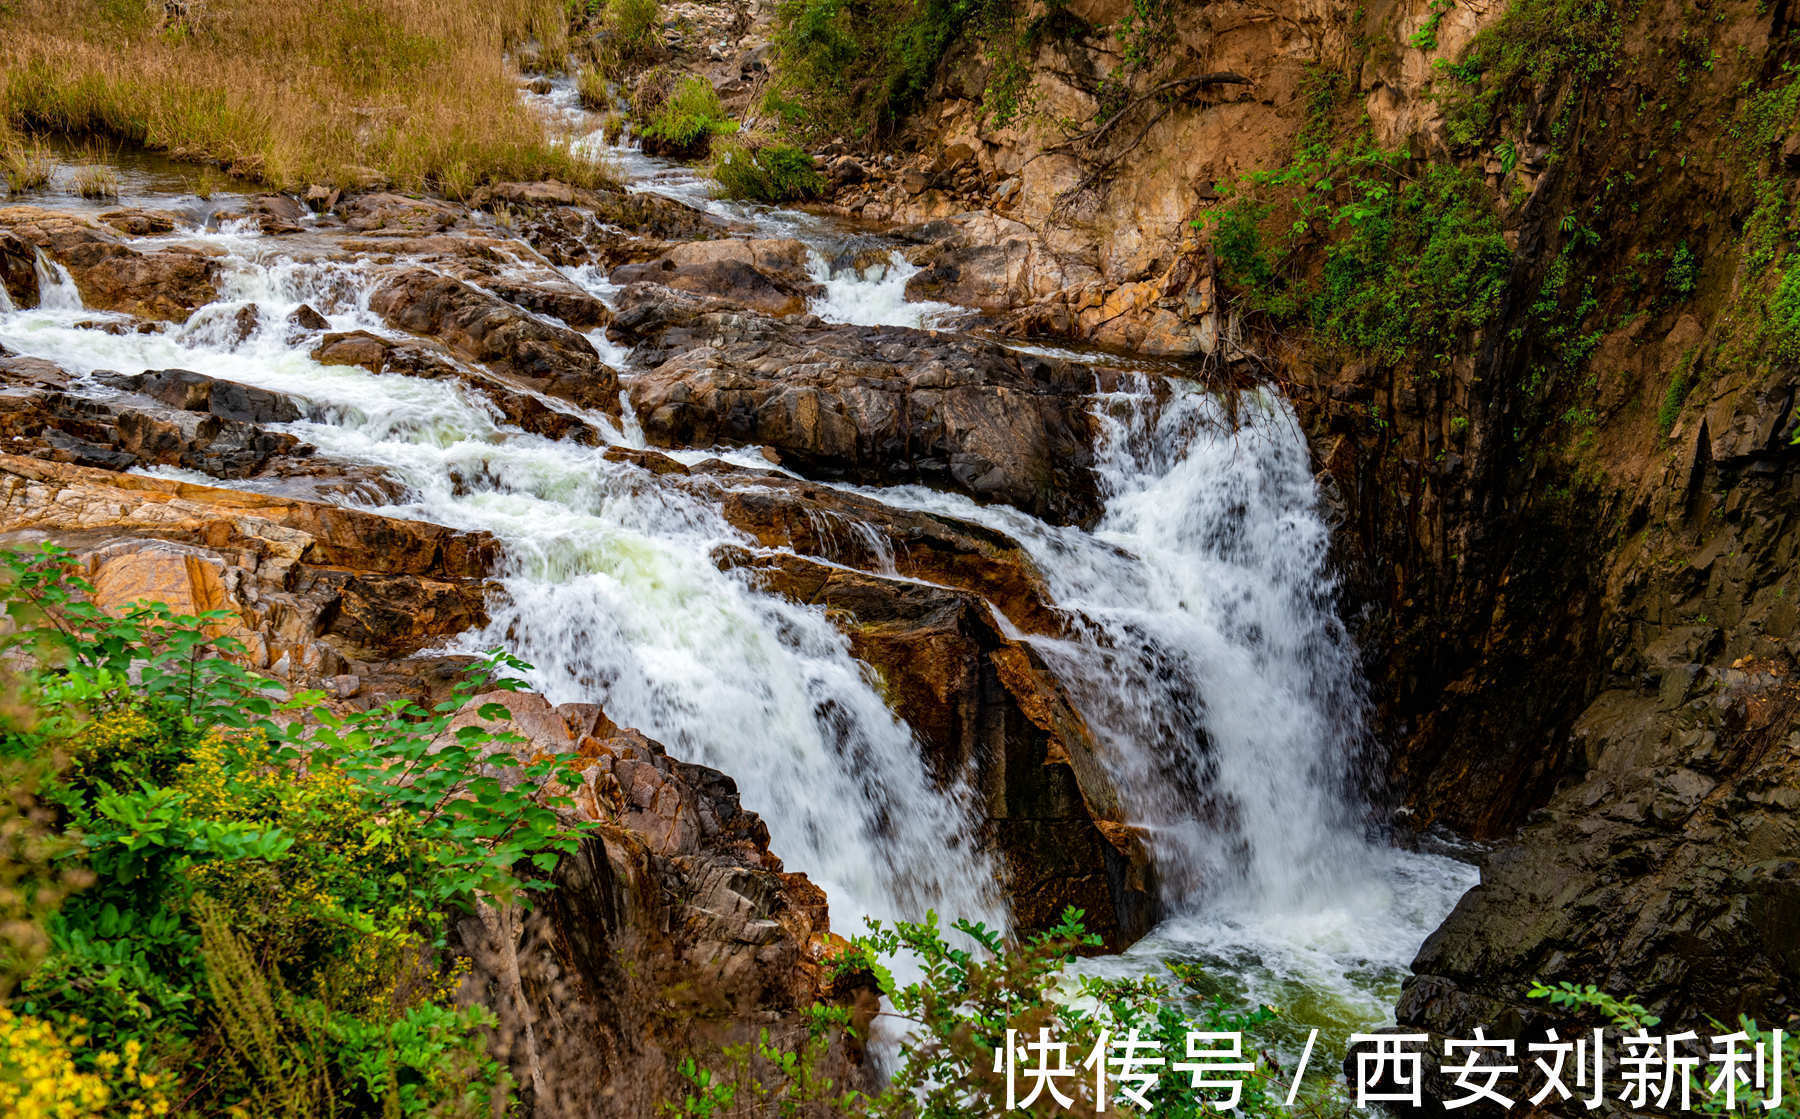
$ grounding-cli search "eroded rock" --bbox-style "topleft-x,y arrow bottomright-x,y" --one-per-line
612,285 -> 1100,523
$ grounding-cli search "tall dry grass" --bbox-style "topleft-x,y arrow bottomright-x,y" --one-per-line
0,0 -> 609,194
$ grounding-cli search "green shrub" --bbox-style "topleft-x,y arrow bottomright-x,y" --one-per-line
1201,141 -> 1511,365
0,544 -> 592,1116
667,909 -> 1308,1117
638,73 -> 736,158
709,137 -> 823,201
768,0 -> 1016,138
1767,266 -> 1800,364
1664,241 -> 1699,301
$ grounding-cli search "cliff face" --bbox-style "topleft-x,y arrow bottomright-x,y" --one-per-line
844,0 -> 1800,1055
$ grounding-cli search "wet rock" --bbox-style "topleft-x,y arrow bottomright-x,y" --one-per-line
676,464 -> 1066,635
0,205 -> 221,322
287,304 -> 330,333
369,268 -> 622,416
727,549 -> 1154,943
612,284 -> 1101,523
337,192 -> 466,235
481,273 -> 613,330
96,209 -> 182,236
0,231 -> 37,308
113,408 -> 302,478
105,368 -> 304,424
610,237 -> 821,316
445,692 -> 873,1117
312,330 -> 606,445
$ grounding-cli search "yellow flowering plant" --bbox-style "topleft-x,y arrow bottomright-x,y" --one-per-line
0,544 -> 592,1115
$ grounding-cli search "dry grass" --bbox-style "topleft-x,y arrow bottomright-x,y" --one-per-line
0,0 -> 612,194
1,132 -> 54,193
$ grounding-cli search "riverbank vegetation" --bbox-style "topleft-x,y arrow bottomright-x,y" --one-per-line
0,545 -> 590,1116
0,0 -> 607,194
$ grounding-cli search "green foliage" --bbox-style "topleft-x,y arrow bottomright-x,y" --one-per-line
1202,139 -> 1511,366
1664,241 -> 1698,301
0,544 -> 592,1115
1657,349 -> 1696,437
639,74 -> 737,158
1437,0 -> 1626,148
709,136 -> 823,201
1765,266 -> 1800,364
768,0 -> 1018,138
670,908 -> 1322,1118
1529,983 -> 1800,1118
1408,0 -> 1453,52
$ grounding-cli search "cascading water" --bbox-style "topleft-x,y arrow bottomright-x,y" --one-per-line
0,112 -> 1477,1063
0,232 -> 1007,945
32,249 -> 84,311
856,375 -> 1476,1045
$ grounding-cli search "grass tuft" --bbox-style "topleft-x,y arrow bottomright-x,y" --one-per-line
709,135 -> 823,202
1,133 -> 53,193
0,0 -> 614,193
636,73 -> 735,159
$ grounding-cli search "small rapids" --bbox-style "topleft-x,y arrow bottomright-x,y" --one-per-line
0,109 -> 1476,1069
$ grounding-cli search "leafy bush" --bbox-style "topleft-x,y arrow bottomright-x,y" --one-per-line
667,909 -> 1315,1118
1766,266 -> 1800,364
1664,241 -> 1699,301
768,0 -> 1016,139
638,73 -> 736,158
0,544 -> 592,1116
1529,982 -> 1799,1119
1201,141 -> 1511,365
709,137 -> 823,201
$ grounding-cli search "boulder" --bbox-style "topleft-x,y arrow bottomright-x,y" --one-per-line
369,268 -> 622,417
0,205 -> 220,322
611,285 -> 1101,524
611,237 -> 821,316
443,692 -> 875,1116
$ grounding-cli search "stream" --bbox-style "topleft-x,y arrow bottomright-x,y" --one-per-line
0,85 -> 1478,1081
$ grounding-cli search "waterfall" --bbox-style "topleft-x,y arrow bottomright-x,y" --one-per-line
856,375 -> 1475,1028
32,250 -> 83,311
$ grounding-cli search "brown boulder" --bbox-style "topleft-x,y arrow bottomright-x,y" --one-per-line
1,230 -> 39,308
612,284 -> 1100,524
611,237 -> 821,317
443,691 -> 873,1116
369,269 -> 622,417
